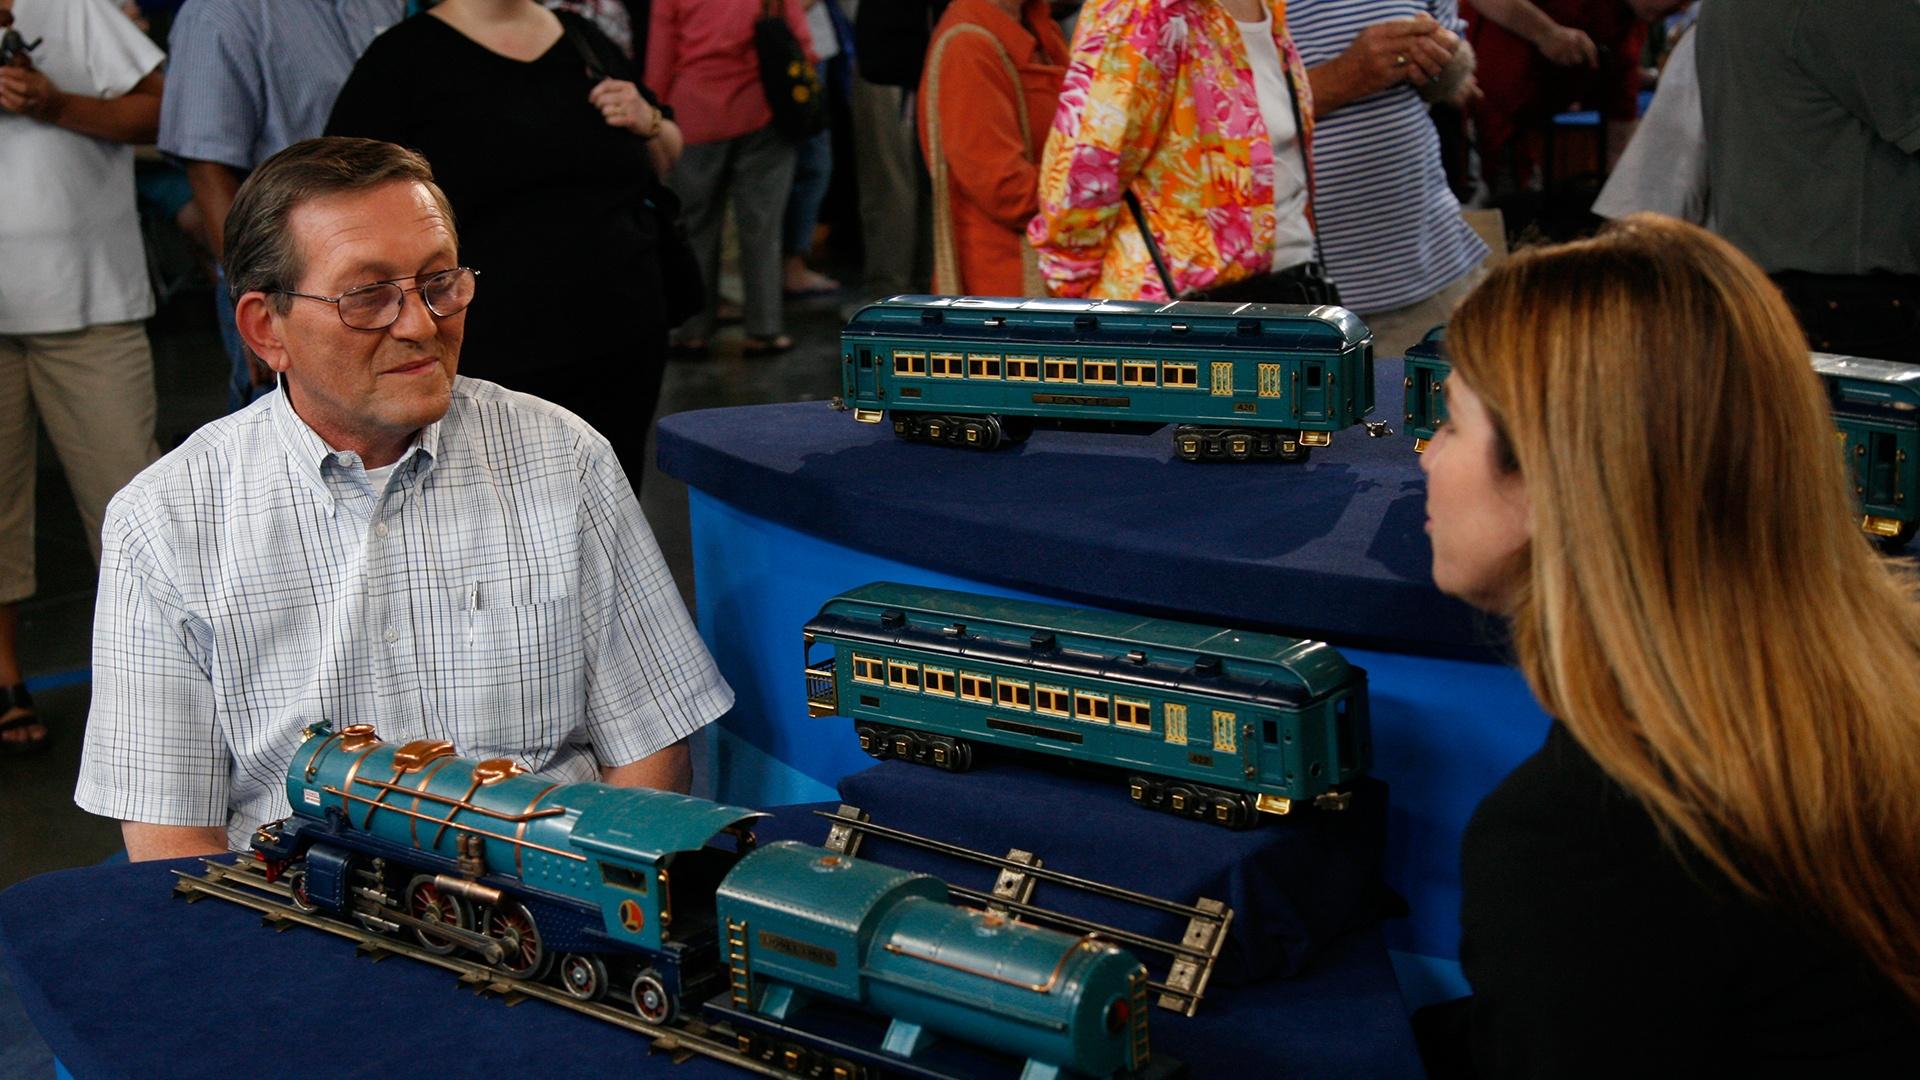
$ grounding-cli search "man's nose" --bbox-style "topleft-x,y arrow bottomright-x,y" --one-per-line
388,285 -> 437,338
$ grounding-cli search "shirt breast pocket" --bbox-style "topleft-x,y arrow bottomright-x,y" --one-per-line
421,585 -> 586,766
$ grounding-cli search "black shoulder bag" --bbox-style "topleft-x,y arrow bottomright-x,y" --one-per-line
755,0 -> 829,141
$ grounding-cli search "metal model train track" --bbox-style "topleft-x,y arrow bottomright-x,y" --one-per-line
816,807 -> 1233,1018
172,856 -> 793,1079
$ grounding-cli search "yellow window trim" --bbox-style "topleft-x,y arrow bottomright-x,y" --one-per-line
851,654 -> 884,684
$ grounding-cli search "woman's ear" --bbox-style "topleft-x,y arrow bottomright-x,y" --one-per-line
233,292 -> 294,375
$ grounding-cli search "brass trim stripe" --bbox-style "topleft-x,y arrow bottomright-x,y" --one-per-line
322,786 -> 587,863
882,934 -> 1102,994
514,783 -> 563,878
346,775 -> 568,823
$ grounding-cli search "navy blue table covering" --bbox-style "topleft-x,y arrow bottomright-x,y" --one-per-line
656,356 -> 1497,660
1,798 -> 1421,1078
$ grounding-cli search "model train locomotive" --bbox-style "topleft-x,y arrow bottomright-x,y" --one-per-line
1401,328 -> 1920,551
840,295 -> 1378,462
251,721 -> 1166,1079
803,583 -> 1371,828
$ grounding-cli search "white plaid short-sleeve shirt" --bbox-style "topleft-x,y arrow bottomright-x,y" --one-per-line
75,378 -> 733,851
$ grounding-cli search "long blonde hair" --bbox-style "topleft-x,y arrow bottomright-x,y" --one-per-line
1449,214 -> 1920,1007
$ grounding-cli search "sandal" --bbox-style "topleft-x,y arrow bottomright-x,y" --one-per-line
0,682 -> 46,756
668,338 -> 711,359
742,334 -> 795,357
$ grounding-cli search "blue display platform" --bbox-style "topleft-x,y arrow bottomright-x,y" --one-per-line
656,357 -> 1556,1004
0,795 -> 1424,1078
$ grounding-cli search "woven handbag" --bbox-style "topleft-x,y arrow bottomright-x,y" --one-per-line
925,23 -> 1046,297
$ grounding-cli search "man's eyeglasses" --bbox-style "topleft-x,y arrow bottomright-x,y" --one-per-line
272,267 -> 480,331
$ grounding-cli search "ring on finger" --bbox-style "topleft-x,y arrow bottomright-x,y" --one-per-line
1394,53 -> 1407,66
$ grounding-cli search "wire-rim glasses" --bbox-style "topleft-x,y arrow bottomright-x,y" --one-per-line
272,267 -> 480,331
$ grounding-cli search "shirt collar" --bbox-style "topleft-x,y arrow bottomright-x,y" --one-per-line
269,387 -> 444,504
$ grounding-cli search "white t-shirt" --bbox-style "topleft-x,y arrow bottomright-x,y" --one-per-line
1233,11 -> 1318,272
0,0 -> 164,334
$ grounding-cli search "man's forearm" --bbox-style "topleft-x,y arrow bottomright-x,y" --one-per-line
122,821 -> 230,862
599,739 -> 693,793
1468,0 -> 1559,46
184,159 -> 244,260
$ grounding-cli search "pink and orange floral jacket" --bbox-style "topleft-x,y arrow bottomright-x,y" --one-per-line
1027,0 -> 1315,299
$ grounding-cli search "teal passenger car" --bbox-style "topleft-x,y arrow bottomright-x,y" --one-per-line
840,295 -> 1376,461
1813,353 -> 1920,550
1405,333 -> 1920,551
804,584 -> 1371,828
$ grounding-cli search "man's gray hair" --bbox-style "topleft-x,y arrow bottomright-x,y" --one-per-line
225,137 -> 459,312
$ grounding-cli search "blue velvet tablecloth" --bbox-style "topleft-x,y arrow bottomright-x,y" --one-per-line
0,788 -> 1421,1078
657,356 -> 1496,660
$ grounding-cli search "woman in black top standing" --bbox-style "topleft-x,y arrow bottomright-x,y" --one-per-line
327,0 -> 683,485
1415,214 -> 1920,1075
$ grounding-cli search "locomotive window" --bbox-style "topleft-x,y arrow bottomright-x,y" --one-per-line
1164,703 -> 1189,744
967,354 -> 1002,379
887,660 -> 921,690
1258,364 -> 1283,398
959,673 -> 994,702
1044,357 -> 1078,382
601,863 -> 649,893
1114,698 -> 1152,730
1121,361 -> 1157,386
1073,692 -> 1111,723
1212,710 -> 1238,753
930,352 -> 965,378
923,667 -> 957,696
1034,685 -> 1071,716
852,654 -> 885,684
893,351 -> 927,376
996,679 -> 1032,710
1006,355 -> 1041,381
1083,360 -> 1118,384
1211,362 -> 1234,396
1163,363 -> 1198,388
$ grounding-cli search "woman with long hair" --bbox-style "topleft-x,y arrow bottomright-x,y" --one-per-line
1416,213 -> 1920,1074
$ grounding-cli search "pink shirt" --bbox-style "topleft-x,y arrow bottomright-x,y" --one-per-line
646,0 -> 816,146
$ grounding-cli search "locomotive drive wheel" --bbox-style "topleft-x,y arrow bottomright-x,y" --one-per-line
485,900 -> 550,980
558,953 -> 609,1002
286,863 -> 319,913
405,875 -> 470,955
631,968 -> 677,1024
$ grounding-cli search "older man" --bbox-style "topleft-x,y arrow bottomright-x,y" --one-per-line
75,137 -> 733,861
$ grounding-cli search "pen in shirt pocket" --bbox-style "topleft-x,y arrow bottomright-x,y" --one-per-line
466,582 -> 479,647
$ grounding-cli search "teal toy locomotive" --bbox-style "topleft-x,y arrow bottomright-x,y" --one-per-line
840,295 -> 1377,462
1403,330 -> 1920,551
804,583 -> 1371,828
251,722 -> 1170,1079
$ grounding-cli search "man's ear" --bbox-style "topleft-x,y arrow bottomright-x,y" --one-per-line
234,292 -> 294,374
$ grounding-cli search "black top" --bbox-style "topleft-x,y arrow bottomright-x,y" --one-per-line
1455,721 -> 1917,1075
326,12 -> 664,381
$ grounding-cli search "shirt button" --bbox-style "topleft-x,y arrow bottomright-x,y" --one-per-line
375,522 -> 389,539
384,626 -> 399,644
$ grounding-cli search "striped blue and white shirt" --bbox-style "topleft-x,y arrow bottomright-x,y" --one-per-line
1289,0 -> 1487,314
76,379 -> 733,852
158,0 -> 404,169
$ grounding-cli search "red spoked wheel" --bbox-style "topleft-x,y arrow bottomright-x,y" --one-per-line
405,875 -> 470,955
631,968 -> 677,1024
485,900 -> 550,980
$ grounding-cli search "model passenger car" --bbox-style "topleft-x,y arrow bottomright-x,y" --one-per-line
840,295 -> 1377,461
804,583 -> 1372,828
1404,331 -> 1919,551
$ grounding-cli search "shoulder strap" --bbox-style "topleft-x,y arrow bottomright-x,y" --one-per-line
559,14 -> 607,81
925,23 -> 1036,295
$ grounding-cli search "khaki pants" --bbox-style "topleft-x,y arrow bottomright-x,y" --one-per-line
0,321 -> 161,603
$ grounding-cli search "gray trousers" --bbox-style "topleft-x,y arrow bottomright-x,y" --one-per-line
669,124 -> 797,341
850,77 -> 932,299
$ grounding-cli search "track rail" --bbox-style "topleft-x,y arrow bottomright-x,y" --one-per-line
172,857 -> 791,1078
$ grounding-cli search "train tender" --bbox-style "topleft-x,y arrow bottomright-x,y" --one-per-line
839,295 -> 1377,462
803,583 -> 1371,828
250,722 -> 1170,1080
1404,329 -> 1920,551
